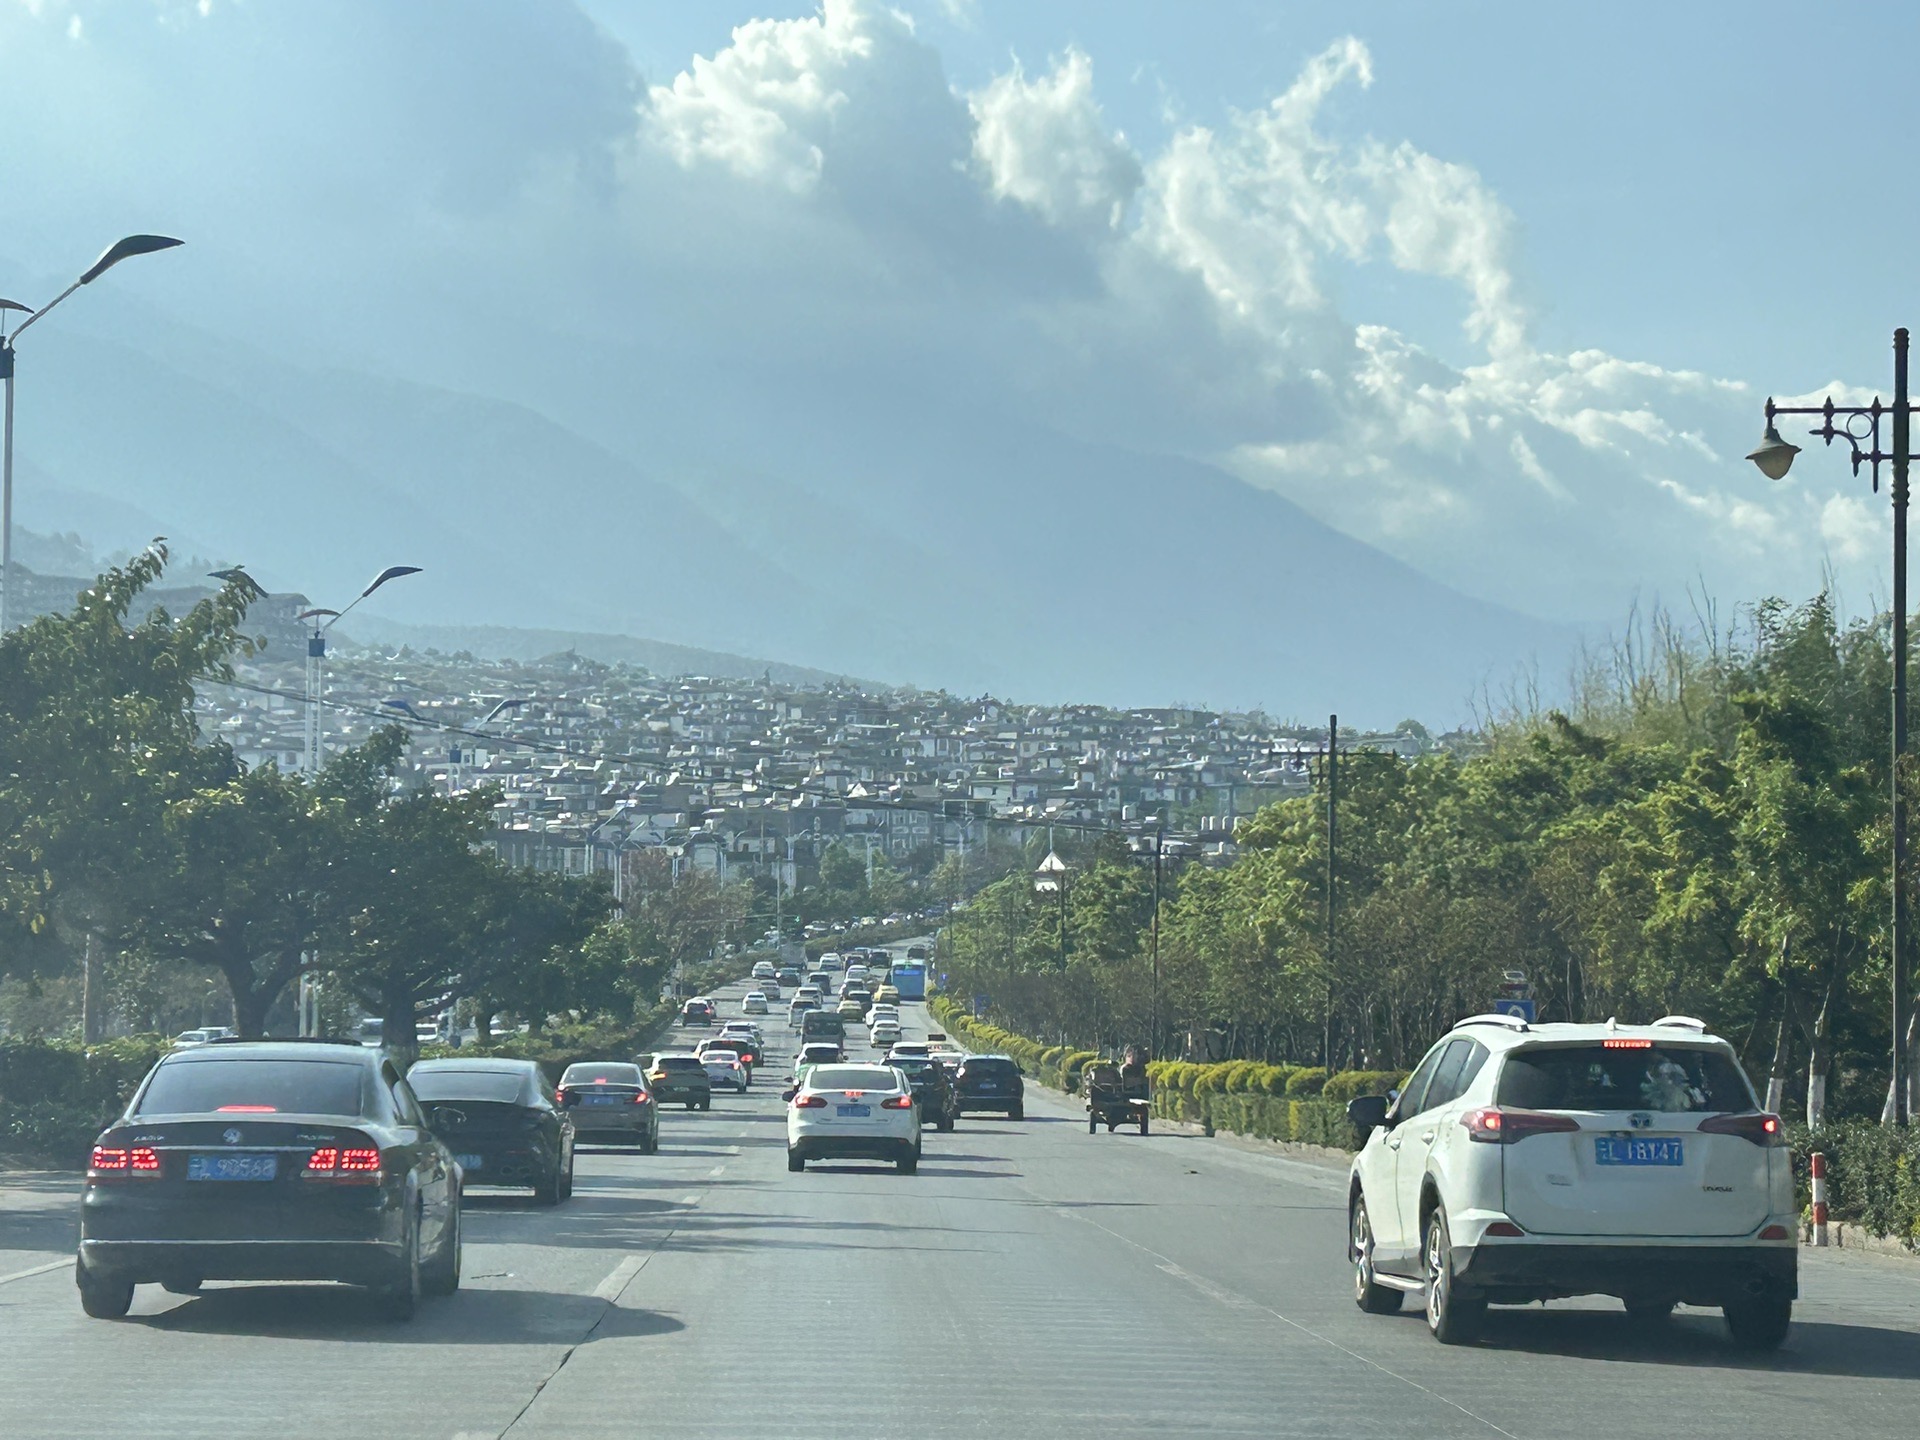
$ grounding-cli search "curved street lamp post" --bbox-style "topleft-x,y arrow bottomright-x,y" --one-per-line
1,236 -> 184,632
1749,328 -> 1914,1124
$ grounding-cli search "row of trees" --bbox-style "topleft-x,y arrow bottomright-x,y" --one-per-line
0,550 -> 724,1051
939,594 -> 1912,1126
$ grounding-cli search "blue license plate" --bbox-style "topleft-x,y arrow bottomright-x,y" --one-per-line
1595,1136 -> 1683,1166
187,1153 -> 278,1182
585,1094 -> 621,1106
456,1153 -> 483,1170
836,1104 -> 871,1118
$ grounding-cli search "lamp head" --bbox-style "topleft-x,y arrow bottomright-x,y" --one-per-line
1747,424 -> 1800,482
79,235 -> 184,285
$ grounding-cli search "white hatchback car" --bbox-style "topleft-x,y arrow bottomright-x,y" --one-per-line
1346,1015 -> 1796,1348
868,1020 -> 903,1048
743,992 -> 770,1015
786,1063 -> 920,1173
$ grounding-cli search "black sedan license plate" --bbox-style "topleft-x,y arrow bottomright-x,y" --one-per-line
188,1153 -> 278,1182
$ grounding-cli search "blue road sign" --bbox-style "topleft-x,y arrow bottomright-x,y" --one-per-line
1493,998 -> 1536,1023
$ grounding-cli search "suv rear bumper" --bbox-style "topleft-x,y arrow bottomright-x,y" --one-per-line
1454,1241 -> 1798,1306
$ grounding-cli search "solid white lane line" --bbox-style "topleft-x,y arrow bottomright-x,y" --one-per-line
591,1254 -> 650,1303
0,1259 -> 68,1286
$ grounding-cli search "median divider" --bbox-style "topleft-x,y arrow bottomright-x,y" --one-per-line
924,994 -> 1396,1150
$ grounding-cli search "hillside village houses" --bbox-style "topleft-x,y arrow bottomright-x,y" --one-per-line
191,638 -> 1448,900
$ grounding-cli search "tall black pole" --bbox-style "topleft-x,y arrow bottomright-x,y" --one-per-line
1894,328 -> 1910,1125
1324,712 -> 1338,1071
1150,825 -> 1163,1060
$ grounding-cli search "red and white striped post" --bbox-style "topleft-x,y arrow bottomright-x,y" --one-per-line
1810,1151 -> 1829,1247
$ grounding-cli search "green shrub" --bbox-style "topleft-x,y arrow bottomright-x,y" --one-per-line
1284,1066 -> 1329,1098
1322,1069 -> 1401,1105
0,1035 -> 171,1165
1260,1064 -> 1299,1097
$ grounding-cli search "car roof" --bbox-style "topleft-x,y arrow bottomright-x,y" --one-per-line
1442,1016 -> 1729,1051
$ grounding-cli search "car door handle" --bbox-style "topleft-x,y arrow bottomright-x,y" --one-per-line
1420,1129 -> 1436,1143
1386,1136 -> 1402,1150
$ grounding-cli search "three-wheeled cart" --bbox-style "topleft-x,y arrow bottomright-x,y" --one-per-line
1084,1061 -> 1150,1135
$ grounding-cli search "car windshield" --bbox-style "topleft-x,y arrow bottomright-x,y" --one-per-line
561,1064 -> 641,1086
409,1070 -> 529,1103
137,1059 -> 366,1116
806,1066 -> 901,1092
1496,1044 -> 1755,1113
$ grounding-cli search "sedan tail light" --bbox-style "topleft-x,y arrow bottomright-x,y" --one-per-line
555,1087 -> 572,1105
305,1144 -> 383,1183
1697,1111 -> 1787,1147
89,1145 -> 161,1179
880,1095 -> 914,1110
1460,1107 -> 1581,1144
793,1095 -> 827,1108
631,1092 -> 651,1105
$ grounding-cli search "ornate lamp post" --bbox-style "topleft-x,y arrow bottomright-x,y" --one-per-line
1749,328 -> 1913,1124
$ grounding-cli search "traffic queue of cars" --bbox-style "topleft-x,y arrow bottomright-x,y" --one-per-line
71,952 -> 1023,1323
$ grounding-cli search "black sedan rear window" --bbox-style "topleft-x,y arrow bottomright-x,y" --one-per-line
137,1059 -> 366,1116
408,1071 -> 532,1103
1496,1045 -> 1754,1113
960,1058 -> 1018,1077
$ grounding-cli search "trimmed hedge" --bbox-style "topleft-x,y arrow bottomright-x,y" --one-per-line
0,1035 -> 172,1165
1789,1120 -> 1920,1248
422,1001 -> 678,1085
1322,1070 -> 1405,1105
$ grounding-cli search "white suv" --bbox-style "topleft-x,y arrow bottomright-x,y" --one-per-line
1346,1015 -> 1797,1349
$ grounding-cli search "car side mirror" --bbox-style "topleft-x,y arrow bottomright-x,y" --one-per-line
1347,1094 -> 1390,1134
781,1088 -> 797,1103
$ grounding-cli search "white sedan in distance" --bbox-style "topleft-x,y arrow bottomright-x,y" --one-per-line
743,991 -> 770,1015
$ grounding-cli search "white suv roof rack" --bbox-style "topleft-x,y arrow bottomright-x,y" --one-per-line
1650,1015 -> 1708,1032
1454,1012 -> 1530,1033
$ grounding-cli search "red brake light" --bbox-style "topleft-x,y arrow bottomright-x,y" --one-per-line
1698,1112 -> 1787,1147
1602,1038 -> 1653,1049
90,1146 -> 128,1171
555,1087 -> 571,1103
1461,1107 -> 1581,1144
129,1146 -> 160,1172
844,1090 -> 864,1099
632,1091 -> 649,1104
216,1105 -> 278,1112
880,1094 -> 914,1110
592,1078 -> 608,1085
1759,1224 -> 1792,1241
794,1095 -> 827,1108
305,1144 -> 382,1182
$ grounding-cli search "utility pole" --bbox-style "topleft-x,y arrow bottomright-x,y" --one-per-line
1324,712 -> 1338,1072
1150,823 -> 1164,1061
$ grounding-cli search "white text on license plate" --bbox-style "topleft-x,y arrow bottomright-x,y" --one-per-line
187,1153 -> 278,1182
836,1104 -> 872,1118
1594,1136 -> 1683,1166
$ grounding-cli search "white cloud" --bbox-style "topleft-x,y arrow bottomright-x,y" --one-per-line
967,48 -> 1140,230
646,0 -> 888,191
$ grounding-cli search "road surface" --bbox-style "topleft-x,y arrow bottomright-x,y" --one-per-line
4,967 -> 1920,1439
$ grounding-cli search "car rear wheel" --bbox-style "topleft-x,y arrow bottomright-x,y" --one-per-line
897,1151 -> 918,1175
1350,1197 -> 1403,1314
1723,1294 -> 1792,1350
1422,1207 -> 1482,1344
559,1155 -> 575,1200
423,1196 -> 462,1297
76,1261 -> 134,1319
374,1210 -> 422,1322
534,1164 -> 562,1206
641,1126 -> 659,1155
1010,1103 -> 1024,1121
787,1149 -> 806,1172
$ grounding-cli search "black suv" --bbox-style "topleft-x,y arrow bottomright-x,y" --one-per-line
952,1055 -> 1025,1120
891,1056 -> 956,1131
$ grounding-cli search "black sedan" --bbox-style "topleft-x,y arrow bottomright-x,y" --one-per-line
76,1040 -> 460,1321
952,1054 -> 1026,1120
408,1059 -> 575,1204
556,1061 -> 660,1152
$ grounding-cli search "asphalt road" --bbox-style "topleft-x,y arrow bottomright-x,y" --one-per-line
6,962 -> 1920,1439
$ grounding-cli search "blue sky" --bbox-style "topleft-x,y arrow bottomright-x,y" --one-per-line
586,0 -> 1918,393
4,0 -> 1919,706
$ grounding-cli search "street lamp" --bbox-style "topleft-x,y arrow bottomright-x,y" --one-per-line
1750,328 -> 1915,1124
1033,849 -> 1070,970
297,565 -> 423,774
1129,821 -> 1175,1060
1,235 -> 184,633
